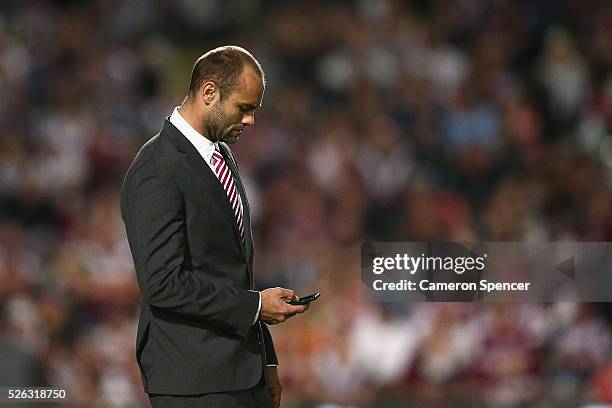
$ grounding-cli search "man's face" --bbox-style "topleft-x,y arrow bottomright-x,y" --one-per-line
204,67 -> 264,144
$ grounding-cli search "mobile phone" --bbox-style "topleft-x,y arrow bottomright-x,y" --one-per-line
284,292 -> 320,305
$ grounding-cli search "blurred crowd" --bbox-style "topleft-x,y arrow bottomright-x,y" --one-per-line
1,0 -> 612,407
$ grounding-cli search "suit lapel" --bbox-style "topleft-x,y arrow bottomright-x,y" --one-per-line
160,120 -> 244,249
218,143 -> 255,268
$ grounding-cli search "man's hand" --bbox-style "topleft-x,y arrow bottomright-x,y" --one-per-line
259,287 -> 309,325
265,366 -> 282,408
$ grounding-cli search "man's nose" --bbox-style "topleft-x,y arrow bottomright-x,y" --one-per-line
242,112 -> 255,126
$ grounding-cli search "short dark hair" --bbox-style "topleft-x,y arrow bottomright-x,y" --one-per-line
187,45 -> 265,101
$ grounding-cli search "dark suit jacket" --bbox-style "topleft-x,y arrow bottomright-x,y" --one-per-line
120,119 -> 277,395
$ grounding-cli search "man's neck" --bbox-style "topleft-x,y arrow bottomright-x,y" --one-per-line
177,104 -> 211,141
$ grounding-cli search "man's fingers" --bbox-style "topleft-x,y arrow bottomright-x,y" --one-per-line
260,287 -> 312,325
285,304 -> 308,314
266,305 -> 308,324
267,382 -> 282,408
278,288 -> 296,299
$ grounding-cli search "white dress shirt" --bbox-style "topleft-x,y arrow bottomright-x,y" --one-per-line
169,107 -> 262,326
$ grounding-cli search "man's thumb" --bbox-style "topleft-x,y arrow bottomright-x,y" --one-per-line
279,288 -> 296,299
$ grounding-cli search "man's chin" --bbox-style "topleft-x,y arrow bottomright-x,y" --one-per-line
221,132 -> 241,144
221,135 -> 238,144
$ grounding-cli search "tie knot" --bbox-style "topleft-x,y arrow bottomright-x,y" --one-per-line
212,145 -> 223,164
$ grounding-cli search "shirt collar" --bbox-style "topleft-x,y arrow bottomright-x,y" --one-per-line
169,107 -> 217,164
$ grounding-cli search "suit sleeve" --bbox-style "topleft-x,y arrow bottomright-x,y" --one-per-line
261,323 -> 278,365
121,163 -> 259,338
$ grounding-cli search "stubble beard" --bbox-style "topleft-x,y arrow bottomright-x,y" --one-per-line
205,101 -> 236,144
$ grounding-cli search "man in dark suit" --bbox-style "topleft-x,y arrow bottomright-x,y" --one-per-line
120,46 -> 309,408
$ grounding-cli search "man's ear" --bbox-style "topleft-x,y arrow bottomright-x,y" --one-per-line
201,82 -> 217,105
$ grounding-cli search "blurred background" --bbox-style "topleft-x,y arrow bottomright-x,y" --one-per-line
1,0 -> 612,407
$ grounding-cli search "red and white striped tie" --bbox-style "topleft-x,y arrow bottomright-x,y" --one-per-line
212,144 -> 245,244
